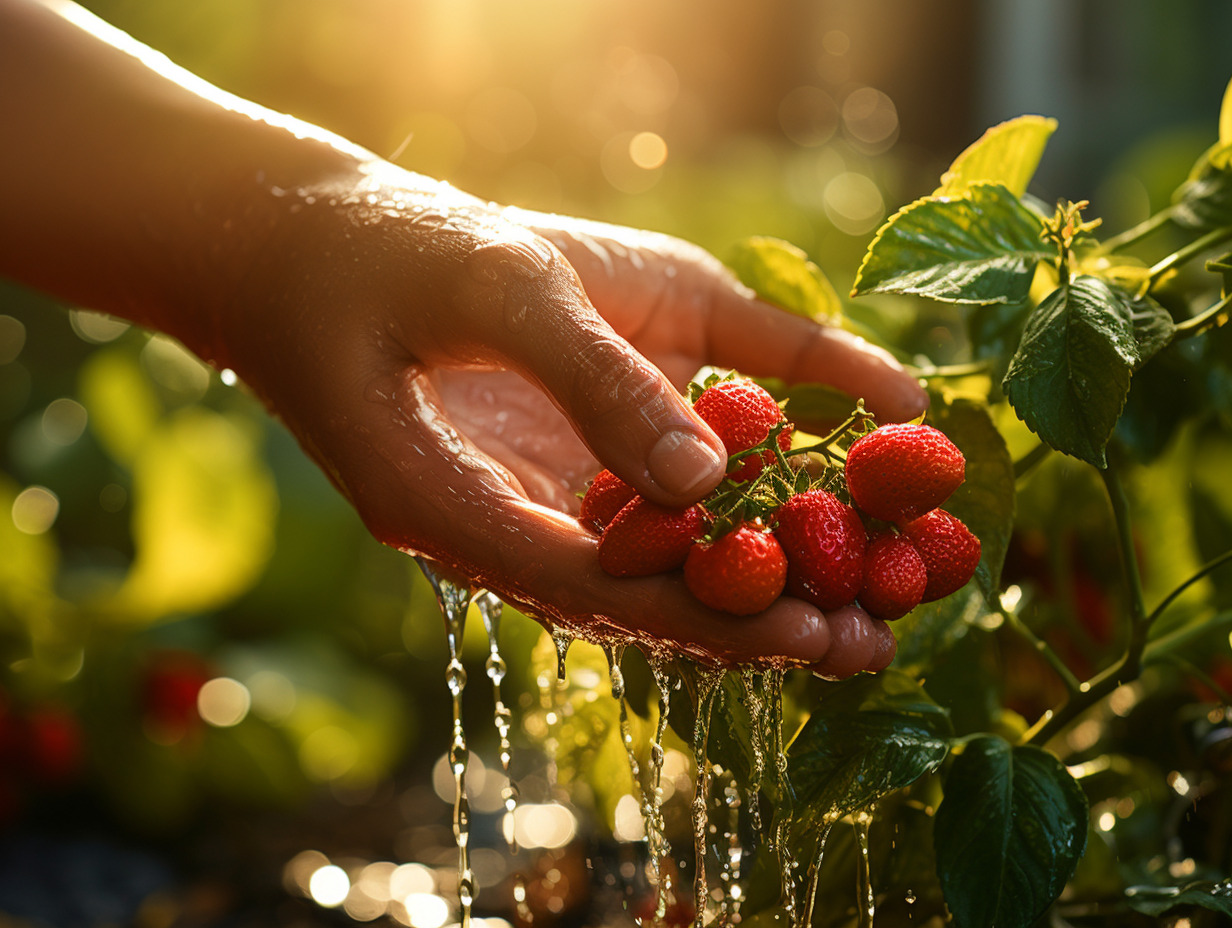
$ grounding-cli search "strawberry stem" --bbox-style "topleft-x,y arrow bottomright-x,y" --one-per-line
789,400 -> 875,461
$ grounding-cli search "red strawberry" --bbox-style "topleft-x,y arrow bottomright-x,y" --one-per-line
579,469 -> 637,532
684,524 -> 787,615
598,496 -> 708,577
858,532 -> 927,620
900,509 -> 981,601
844,424 -> 965,523
692,379 -> 793,483
772,490 -> 865,609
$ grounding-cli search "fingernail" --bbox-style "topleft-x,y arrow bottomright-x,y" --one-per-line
646,429 -> 724,498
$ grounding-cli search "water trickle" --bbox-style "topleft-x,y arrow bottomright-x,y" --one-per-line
801,822 -> 835,928
690,667 -> 725,925
552,630 -> 573,682
476,592 -> 518,853
646,656 -> 677,919
853,808 -> 876,928
415,558 -> 477,928
718,776 -> 745,927
737,669 -> 767,836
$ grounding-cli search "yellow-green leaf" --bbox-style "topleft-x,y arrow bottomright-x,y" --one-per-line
110,408 -> 277,620
935,116 -> 1058,198
727,236 -> 842,322
79,348 -> 161,468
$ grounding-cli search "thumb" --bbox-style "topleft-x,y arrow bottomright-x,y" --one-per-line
459,236 -> 727,505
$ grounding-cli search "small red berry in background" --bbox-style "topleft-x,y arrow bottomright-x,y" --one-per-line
684,524 -> 787,616
692,379 -> 793,483
845,423 -> 965,523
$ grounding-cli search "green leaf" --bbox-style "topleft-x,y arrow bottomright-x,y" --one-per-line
935,115 -> 1058,198
787,671 -> 952,835
727,236 -> 842,322
892,586 -> 988,674
1173,142 -> 1232,230
1125,880 -> 1232,918
1002,275 -> 1141,467
925,396 -> 1016,596
1127,291 -> 1177,367
934,736 -> 1088,928
752,376 -> 856,429
852,184 -> 1052,305
109,408 -> 277,620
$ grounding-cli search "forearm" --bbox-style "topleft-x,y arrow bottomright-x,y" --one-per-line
0,0 -> 376,363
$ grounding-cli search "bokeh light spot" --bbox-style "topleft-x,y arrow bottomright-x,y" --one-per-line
779,86 -> 840,147
41,398 -> 88,446
403,892 -> 450,928
842,87 -> 899,153
309,864 -> 351,908
69,309 -> 129,344
628,131 -> 668,169
823,171 -> 885,236
12,485 -> 59,535
197,677 -> 251,727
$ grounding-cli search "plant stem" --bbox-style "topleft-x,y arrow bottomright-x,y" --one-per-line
1025,463 -> 1149,746
1159,653 -> 1232,705
1146,549 -> 1232,629
1143,609 -> 1232,665
1174,291 -> 1232,339
1098,208 -> 1176,254
1003,607 -> 1082,696
906,360 -> 992,379
1146,226 -> 1232,290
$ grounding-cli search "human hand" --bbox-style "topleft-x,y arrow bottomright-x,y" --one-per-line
215,162 -> 923,669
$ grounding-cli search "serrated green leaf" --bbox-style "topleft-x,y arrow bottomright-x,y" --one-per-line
852,184 -> 1052,305
925,397 -> 1015,596
1002,276 -> 1140,467
1173,142 -> 1232,230
1125,881 -> 1232,918
935,115 -> 1058,198
727,236 -> 842,322
1127,291 -> 1177,366
934,736 -> 1088,928
786,671 -> 951,835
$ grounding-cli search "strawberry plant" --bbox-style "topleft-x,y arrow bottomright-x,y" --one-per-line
595,77 -> 1232,928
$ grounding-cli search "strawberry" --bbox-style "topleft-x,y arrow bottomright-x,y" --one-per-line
579,469 -> 637,532
772,490 -> 866,609
844,423 -> 965,523
692,378 -> 793,483
598,496 -> 708,577
858,532 -> 927,620
684,524 -> 787,615
900,509 -> 981,601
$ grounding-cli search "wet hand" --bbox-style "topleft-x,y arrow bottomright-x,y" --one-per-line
217,162 -> 926,670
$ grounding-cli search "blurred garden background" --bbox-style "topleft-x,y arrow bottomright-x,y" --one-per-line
1,1 -> 1231,925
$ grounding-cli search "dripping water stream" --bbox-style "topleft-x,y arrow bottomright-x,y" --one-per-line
647,656 -> 676,920
689,667 -> 725,926
853,808 -> 876,928
416,558 -> 477,928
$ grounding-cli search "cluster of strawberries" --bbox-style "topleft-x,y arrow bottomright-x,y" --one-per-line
580,377 -> 980,621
